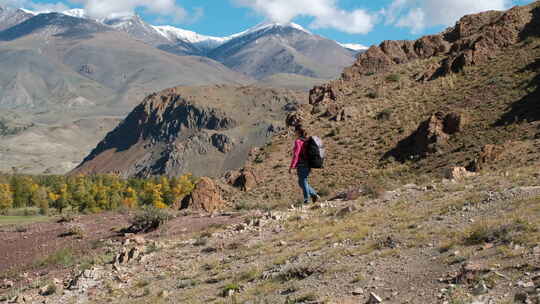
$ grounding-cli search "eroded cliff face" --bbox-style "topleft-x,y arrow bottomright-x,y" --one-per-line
72,85 -> 304,177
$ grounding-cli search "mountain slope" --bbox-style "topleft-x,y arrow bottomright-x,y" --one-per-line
208,23 -> 356,79
72,85 -> 305,178
0,6 -> 33,31
230,1 -> 540,203
0,13 -> 249,112
0,12 -> 251,174
0,12 -> 110,41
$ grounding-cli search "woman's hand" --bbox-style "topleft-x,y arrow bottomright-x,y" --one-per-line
288,168 -> 292,174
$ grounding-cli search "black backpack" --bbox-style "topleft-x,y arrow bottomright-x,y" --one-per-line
304,136 -> 325,169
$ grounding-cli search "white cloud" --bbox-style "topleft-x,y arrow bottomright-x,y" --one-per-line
233,0 -> 376,34
0,0 -> 192,22
0,0 -> 69,12
385,0 -> 512,33
69,0 -> 187,21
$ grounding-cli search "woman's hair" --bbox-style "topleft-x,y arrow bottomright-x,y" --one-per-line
295,124 -> 308,138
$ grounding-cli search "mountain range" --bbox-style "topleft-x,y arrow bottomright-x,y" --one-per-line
0,6 -> 367,111
0,5 -> 366,175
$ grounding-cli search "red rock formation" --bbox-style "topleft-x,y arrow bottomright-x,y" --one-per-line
182,177 -> 226,213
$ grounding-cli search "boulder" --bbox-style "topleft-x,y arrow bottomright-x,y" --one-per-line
182,177 -> 226,212
413,35 -> 450,58
285,112 -> 303,128
456,262 -> 488,284
322,103 -> 342,118
342,46 -> 394,79
336,106 -> 361,121
211,134 -> 234,153
366,292 -> 383,304
232,168 -> 258,192
445,167 -> 477,180
309,84 -> 339,106
413,112 -> 450,155
467,144 -> 504,172
443,112 -> 467,134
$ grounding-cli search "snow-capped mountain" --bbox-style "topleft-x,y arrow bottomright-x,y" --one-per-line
207,22 -> 356,79
339,43 -> 369,52
0,6 -> 34,31
61,9 -> 87,19
0,5 -> 365,79
152,26 -> 226,49
101,14 -> 172,48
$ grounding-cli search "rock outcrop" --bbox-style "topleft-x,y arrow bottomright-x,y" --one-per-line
342,35 -> 450,80
226,167 -> 259,192
310,2 -> 540,105
71,86 -> 303,178
445,167 -> 477,180
467,144 -> 504,172
182,177 -> 226,213
386,111 -> 466,161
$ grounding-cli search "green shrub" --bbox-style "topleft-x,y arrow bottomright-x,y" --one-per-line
386,74 -> 401,82
37,248 -> 75,267
222,283 -> 240,297
127,207 -> 172,233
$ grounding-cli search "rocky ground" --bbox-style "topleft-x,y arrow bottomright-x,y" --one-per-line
1,166 -> 538,304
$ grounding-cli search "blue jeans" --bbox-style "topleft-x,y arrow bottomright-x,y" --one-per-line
297,166 -> 317,203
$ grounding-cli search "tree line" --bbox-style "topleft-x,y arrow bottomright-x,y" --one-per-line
0,174 -> 197,215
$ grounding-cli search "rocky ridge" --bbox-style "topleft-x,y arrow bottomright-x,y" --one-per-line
72,85 -> 305,178
340,3 -> 540,81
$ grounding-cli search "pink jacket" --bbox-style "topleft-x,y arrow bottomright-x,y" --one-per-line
290,139 -> 306,169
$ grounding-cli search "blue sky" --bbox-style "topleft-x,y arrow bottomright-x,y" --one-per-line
4,0 -> 536,46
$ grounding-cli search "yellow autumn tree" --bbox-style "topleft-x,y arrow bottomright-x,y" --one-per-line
171,174 -> 196,203
0,184 -> 13,215
151,184 -> 167,209
122,187 -> 138,209
32,186 -> 49,215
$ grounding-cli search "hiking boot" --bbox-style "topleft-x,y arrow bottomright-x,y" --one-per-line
311,194 -> 321,203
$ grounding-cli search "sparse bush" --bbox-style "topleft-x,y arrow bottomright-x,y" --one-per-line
362,182 -> 386,199
221,283 -> 241,297
40,283 -> 57,296
37,248 -> 75,267
15,225 -> 28,233
63,224 -> 85,239
277,263 -> 324,282
367,91 -> 379,99
194,237 -> 208,247
290,293 -> 318,303
464,219 -> 536,246
23,208 -> 38,216
386,74 -> 401,82
177,279 -> 199,289
237,267 -> 261,282
376,109 -> 392,121
125,206 -> 172,234
57,213 -> 75,223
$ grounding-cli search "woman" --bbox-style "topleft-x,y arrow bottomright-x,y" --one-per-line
289,125 -> 320,204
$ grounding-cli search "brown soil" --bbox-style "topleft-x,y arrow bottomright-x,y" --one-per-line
0,211 -> 243,290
